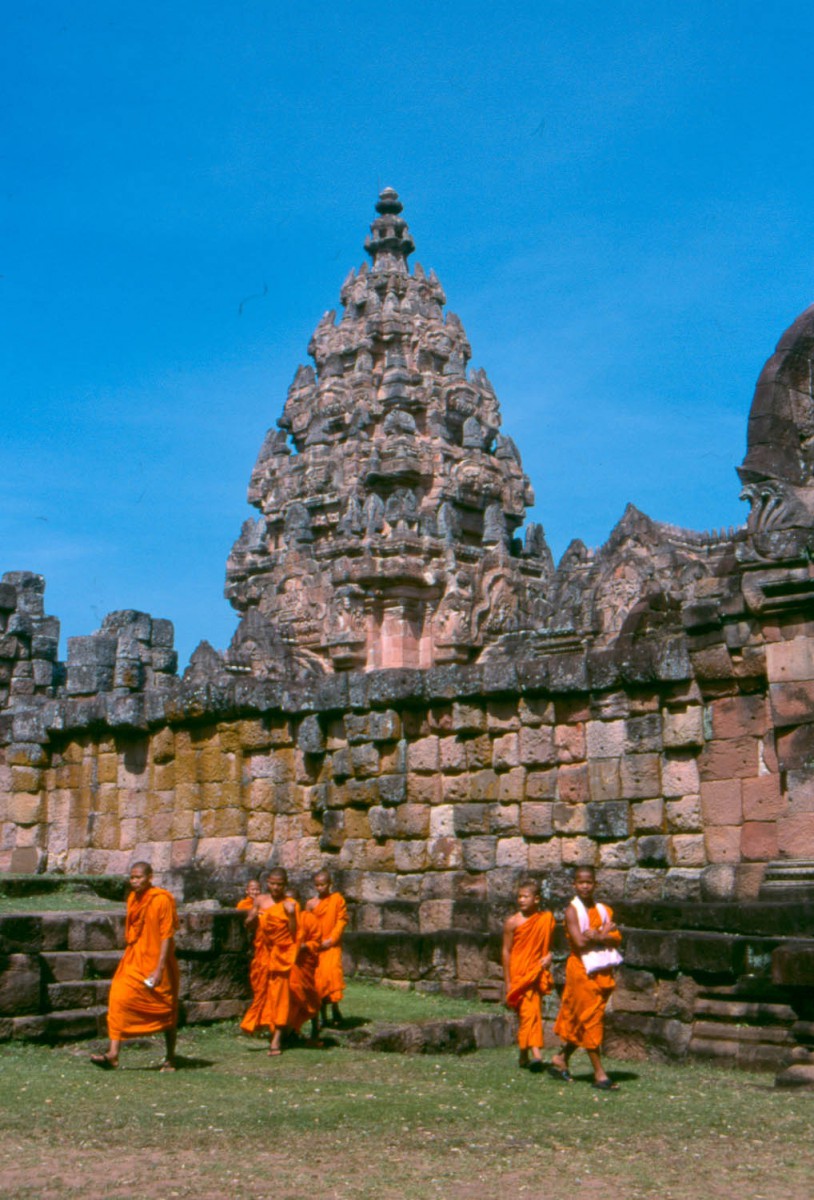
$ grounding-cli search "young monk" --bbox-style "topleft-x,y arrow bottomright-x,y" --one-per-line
307,869 -> 348,1027
90,862 -> 180,1072
240,868 -> 299,1056
287,893 -> 323,1044
551,865 -> 623,1090
502,878 -> 555,1073
236,878 -> 261,911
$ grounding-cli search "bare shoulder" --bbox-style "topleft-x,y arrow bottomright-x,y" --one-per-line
305,897 -> 318,911
504,911 -> 521,932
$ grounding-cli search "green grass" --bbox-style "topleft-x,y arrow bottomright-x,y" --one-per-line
1,985 -> 812,1200
0,888 -> 123,913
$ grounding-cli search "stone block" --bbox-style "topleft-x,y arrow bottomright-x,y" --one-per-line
768,680 -> 814,727
776,724 -> 814,772
636,835 -> 669,866
661,706 -> 704,748
624,868 -> 666,902
378,775 -> 408,806
491,732 -> 519,769
461,836 -> 497,871
495,837 -> 528,868
497,768 -> 525,802
427,836 -> 464,870
587,758 -> 621,801
465,735 -> 492,770
367,806 -> 396,840
350,743 -> 380,778
395,804 -> 429,837
408,736 -> 439,772
704,825 -> 741,863
708,694 -> 769,739
741,774 -> 785,821
624,713 -> 662,753
556,764 -> 588,803
740,821 -> 778,861
620,753 -> 661,799
429,805 -> 455,838
669,834 -> 705,867
700,779 -> 742,825
661,752 -> 700,798
598,838 -> 637,868
699,863 -> 736,900
10,765 -> 41,793
587,800 -> 629,840
8,793 -> 43,825
525,769 -> 557,799
560,836 -> 596,866
528,839 -> 562,870
0,954 -> 41,1016
519,802 -> 553,838
394,840 -> 429,872
439,736 -> 467,772
699,736 -> 759,781
586,719 -> 625,758
452,803 -> 489,834
451,703 -> 486,733
518,725 -> 555,766
486,700 -> 521,731
665,795 -> 701,832
419,900 -> 454,932
766,637 -> 814,683
469,769 -> 499,801
554,722 -> 585,763
552,802 -> 587,834
519,697 -> 555,726
490,803 -> 520,834
359,873 -> 398,903
777,813 -> 814,858
631,797 -> 664,833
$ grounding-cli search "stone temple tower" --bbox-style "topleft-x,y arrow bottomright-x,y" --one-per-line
225,189 -> 553,674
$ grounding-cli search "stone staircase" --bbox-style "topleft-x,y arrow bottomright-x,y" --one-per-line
688,983 -> 798,1071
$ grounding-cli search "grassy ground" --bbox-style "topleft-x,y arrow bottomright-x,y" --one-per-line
0,890 -> 123,913
0,982 -> 811,1200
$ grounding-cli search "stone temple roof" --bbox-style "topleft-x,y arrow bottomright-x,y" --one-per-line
225,189 -> 552,674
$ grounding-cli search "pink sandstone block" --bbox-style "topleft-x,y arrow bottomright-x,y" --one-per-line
585,719 -> 626,758
787,770 -> 814,814
408,736 -> 440,773
620,753 -> 661,799
661,706 -> 704,748
561,836 -> 597,865
670,834 -> 706,867
491,733 -> 520,769
661,753 -> 700,798
700,779 -> 742,825
741,775 -> 786,821
740,821 -> 779,862
556,764 -> 589,804
631,798 -> 664,833
705,825 -> 741,863
699,736 -> 759,781
708,694 -> 769,740
766,637 -> 814,684
768,680 -> 814,727
554,722 -> 585,763
777,814 -> 814,858
518,725 -> 555,766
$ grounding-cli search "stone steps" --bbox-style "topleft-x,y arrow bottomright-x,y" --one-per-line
689,983 -> 798,1071
46,979 -> 111,1011
41,951 -> 121,983
693,996 -> 797,1025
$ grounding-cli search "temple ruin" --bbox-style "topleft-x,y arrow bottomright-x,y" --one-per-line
2,190 -> 814,1072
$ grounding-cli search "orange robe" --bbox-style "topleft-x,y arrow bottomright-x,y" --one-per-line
106,886 -> 180,1041
312,891 -> 348,1004
288,910 -> 322,1034
240,900 -> 300,1033
236,897 -> 255,911
553,900 -> 622,1051
506,910 -> 555,1050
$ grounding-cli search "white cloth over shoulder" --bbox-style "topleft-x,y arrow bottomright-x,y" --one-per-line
571,897 -> 623,975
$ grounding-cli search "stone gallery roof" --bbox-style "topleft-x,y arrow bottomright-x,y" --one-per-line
225,189 -> 552,673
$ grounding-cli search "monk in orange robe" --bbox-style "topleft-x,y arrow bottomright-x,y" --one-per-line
90,861 -> 180,1071
236,878 -> 261,910
288,904 -> 323,1042
551,865 -> 623,1090
502,878 -> 554,1072
240,868 -> 299,1055
307,869 -> 348,1027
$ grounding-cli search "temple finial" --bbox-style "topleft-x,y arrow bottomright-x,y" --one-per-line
364,187 -> 415,272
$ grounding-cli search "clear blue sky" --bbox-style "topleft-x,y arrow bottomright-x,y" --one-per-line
4,2 -> 814,668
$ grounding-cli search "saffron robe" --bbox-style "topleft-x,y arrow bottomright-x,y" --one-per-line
106,886 -> 179,1041
505,910 -> 555,1050
553,899 -> 622,1051
288,910 -> 322,1033
312,891 -> 348,1004
240,900 -> 300,1033
236,897 -> 255,911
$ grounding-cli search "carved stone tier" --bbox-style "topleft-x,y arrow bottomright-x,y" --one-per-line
225,189 -> 552,673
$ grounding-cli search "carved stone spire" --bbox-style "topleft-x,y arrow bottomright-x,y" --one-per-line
225,190 -> 552,673
364,187 -> 415,273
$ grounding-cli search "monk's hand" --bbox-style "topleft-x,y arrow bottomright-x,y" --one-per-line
540,952 -> 552,969
320,939 -> 332,951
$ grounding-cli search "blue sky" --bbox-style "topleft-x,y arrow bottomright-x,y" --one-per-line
4,2 -> 814,668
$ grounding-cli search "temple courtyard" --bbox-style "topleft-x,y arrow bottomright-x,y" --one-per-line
0,983 -> 811,1200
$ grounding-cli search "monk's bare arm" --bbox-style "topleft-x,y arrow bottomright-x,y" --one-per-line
564,904 -> 595,951
282,897 -> 298,936
502,915 -> 518,996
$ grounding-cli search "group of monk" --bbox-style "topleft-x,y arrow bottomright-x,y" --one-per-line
502,865 -> 623,1089
237,867 -> 348,1055
90,860 -> 622,1091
